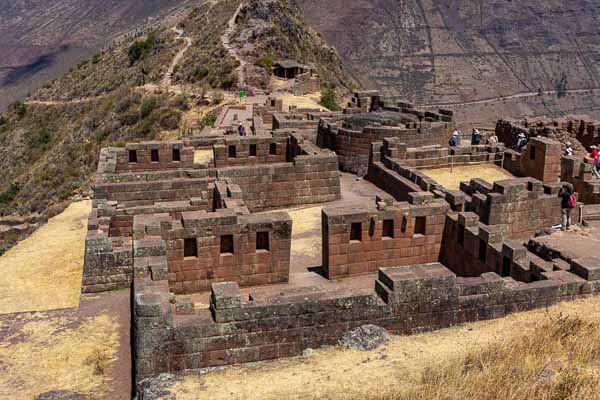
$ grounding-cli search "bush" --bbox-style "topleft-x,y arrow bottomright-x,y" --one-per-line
128,32 -> 157,66
320,86 -> 341,111
0,183 -> 19,204
171,94 -> 189,110
139,97 -> 159,119
256,54 -> 274,71
211,91 -> 224,104
158,109 -> 181,130
201,112 -> 217,128
9,101 -> 27,118
192,67 -> 210,81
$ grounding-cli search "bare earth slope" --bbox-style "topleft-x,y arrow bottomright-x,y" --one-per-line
296,0 -> 600,106
0,0 -> 191,110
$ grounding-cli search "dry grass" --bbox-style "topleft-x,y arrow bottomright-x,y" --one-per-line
0,200 -> 90,314
167,297 -> 600,400
0,312 -> 120,399
278,93 -> 325,111
420,164 -> 513,190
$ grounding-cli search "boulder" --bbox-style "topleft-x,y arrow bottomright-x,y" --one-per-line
338,324 -> 390,351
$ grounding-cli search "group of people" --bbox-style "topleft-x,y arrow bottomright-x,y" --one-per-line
563,143 -> 600,179
448,128 -> 498,147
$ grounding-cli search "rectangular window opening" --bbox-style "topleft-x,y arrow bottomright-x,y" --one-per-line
128,150 -> 137,163
269,143 -> 277,155
151,149 -> 159,162
478,239 -> 487,263
249,144 -> 257,157
172,148 -> 181,162
184,238 -> 198,258
382,219 -> 394,238
228,145 -> 237,158
220,234 -> 234,254
414,216 -> 426,235
256,231 -> 270,251
502,257 -> 511,277
350,222 -> 362,241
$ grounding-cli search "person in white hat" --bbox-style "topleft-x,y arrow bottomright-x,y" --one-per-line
517,132 -> 528,152
238,122 -> 246,137
564,142 -> 573,157
471,128 -> 482,145
449,130 -> 459,147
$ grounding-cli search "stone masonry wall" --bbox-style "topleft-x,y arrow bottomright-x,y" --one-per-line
469,178 -> 562,239
503,137 -> 561,183
217,148 -> 341,212
561,156 -> 600,205
134,256 -> 600,385
115,142 -> 194,173
133,209 -> 292,295
213,136 -> 288,168
322,193 -> 449,279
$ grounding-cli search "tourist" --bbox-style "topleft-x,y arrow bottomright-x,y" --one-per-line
449,131 -> 459,147
564,142 -> 573,156
488,133 -> 499,145
238,123 -> 246,137
471,128 -> 481,145
558,184 -> 576,231
517,132 -> 528,152
590,145 -> 600,178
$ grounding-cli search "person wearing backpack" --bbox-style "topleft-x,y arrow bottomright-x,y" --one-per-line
559,184 -> 576,231
592,145 -> 600,178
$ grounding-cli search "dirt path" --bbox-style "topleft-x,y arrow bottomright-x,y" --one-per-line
421,88 -> 600,108
161,26 -> 193,89
221,1 -> 246,87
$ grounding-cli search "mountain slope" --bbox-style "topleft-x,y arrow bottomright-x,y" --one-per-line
296,0 -> 600,104
0,0 -> 192,110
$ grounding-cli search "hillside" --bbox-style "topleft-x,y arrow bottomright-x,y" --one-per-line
0,0 -> 192,111
0,0 -> 352,220
296,0 -> 600,115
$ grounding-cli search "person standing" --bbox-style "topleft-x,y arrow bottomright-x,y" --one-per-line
558,184 -> 575,231
564,142 -> 573,156
590,145 -> 600,178
449,131 -> 459,147
488,133 -> 499,145
238,123 -> 246,137
471,128 -> 481,145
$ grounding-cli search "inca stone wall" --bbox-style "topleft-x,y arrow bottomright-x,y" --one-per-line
134,256 -> 600,384
322,193 -> 448,279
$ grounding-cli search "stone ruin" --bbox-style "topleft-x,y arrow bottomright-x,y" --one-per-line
80,90 -> 600,394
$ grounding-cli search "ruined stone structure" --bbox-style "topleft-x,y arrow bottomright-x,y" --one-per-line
317,91 -> 455,175
79,90 -> 600,395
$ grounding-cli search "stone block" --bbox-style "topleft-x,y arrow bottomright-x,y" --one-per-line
571,257 -> 600,281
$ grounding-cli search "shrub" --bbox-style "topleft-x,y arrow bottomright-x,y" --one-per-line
158,109 -> 181,130
256,54 -> 274,71
211,91 -> 224,104
172,94 -> 189,110
320,86 -> 341,111
139,97 -> 159,119
9,101 -> 27,118
128,32 -> 157,66
201,112 -> 217,128
0,183 -> 19,204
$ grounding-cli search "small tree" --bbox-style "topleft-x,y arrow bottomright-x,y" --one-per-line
255,54 -> 274,71
320,86 -> 341,111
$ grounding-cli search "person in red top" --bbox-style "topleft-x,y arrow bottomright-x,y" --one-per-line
591,145 -> 600,178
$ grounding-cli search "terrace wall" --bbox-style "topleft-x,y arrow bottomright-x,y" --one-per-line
134,256 -> 600,385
